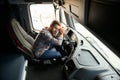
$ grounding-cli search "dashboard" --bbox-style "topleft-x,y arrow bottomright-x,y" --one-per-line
62,28 -> 120,80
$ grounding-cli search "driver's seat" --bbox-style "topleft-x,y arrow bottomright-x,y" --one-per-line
9,18 -> 35,58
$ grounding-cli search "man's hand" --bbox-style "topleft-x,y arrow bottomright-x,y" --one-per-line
58,26 -> 67,37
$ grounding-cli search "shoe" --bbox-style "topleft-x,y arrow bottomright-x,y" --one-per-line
43,60 -> 52,64
32,58 -> 40,63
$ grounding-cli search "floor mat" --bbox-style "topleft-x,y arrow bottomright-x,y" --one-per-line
26,63 -> 65,80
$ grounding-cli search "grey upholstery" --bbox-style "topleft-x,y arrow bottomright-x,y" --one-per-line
11,18 -> 35,58
0,53 -> 28,80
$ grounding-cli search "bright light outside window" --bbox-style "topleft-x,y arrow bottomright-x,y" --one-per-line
56,8 -> 60,21
61,9 -> 67,25
30,4 -> 55,31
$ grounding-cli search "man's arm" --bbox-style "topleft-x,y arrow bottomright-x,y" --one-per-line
51,27 -> 66,45
51,36 -> 63,45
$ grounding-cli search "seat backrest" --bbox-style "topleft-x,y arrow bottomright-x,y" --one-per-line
10,18 -> 35,58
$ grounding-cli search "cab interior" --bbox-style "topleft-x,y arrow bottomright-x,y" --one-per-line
0,0 -> 120,80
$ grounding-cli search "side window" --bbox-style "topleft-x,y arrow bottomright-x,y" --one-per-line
30,4 -> 55,32
61,9 -> 67,25
55,8 -> 60,21
72,18 -> 83,33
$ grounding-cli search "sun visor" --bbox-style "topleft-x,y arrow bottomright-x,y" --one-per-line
54,0 -> 86,25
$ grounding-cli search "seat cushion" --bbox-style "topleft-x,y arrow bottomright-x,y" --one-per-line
0,53 -> 27,80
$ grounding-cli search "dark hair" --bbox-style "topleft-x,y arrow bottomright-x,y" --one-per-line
50,20 -> 61,27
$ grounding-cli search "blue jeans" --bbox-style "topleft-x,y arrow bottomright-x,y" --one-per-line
40,48 -> 62,60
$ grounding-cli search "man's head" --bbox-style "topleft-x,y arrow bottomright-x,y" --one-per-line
49,20 -> 61,37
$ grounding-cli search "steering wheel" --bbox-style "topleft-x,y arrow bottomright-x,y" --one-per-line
62,34 -> 75,56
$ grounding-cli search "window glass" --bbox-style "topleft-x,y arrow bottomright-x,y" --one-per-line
30,4 -> 55,31
56,8 -> 60,21
72,18 -> 84,33
61,9 -> 67,25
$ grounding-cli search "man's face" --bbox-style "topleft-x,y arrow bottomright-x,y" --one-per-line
51,24 -> 61,37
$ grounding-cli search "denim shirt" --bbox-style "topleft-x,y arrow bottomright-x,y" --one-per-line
33,28 -> 63,58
